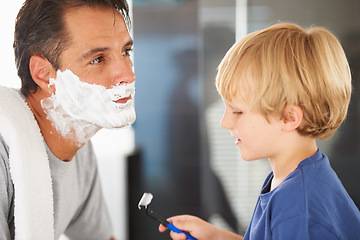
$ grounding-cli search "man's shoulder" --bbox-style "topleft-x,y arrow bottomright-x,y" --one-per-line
0,134 -> 10,170
0,134 -> 13,240
0,133 -> 13,204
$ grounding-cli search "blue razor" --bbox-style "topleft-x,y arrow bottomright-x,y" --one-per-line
138,192 -> 197,240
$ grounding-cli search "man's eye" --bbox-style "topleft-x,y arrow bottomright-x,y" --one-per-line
122,48 -> 133,56
90,56 -> 104,64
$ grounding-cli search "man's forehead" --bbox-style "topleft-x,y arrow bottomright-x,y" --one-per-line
64,6 -> 129,39
60,6 -> 132,66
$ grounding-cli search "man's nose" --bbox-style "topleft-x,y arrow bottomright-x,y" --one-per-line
113,57 -> 136,85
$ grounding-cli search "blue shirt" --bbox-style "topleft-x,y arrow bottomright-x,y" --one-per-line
244,150 -> 360,240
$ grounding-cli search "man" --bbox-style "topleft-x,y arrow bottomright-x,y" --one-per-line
0,0 -> 135,239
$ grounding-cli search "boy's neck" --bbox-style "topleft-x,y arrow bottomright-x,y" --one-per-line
269,138 -> 317,191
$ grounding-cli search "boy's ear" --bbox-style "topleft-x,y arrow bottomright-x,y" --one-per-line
281,104 -> 303,132
29,55 -> 56,92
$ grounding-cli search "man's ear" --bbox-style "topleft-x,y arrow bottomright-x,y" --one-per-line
29,55 -> 56,91
281,104 -> 304,132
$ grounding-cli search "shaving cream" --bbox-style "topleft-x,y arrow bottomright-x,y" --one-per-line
41,69 -> 136,145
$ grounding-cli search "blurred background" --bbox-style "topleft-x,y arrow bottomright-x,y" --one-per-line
1,0 -> 359,239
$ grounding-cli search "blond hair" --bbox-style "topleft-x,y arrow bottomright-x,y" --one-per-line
216,23 -> 352,140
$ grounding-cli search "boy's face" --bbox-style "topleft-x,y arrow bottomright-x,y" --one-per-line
220,94 -> 285,161
58,6 -> 135,95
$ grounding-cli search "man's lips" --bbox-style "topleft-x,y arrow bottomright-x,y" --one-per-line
114,96 -> 132,104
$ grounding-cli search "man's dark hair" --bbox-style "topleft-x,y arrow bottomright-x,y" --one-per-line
14,0 -> 130,96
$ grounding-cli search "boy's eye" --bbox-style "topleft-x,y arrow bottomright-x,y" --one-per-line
233,111 -> 243,115
90,56 -> 104,64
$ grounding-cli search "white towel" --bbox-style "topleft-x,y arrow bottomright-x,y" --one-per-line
0,86 -> 54,240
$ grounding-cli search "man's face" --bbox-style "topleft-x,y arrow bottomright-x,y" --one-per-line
59,6 -> 135,94
39,6 -> 136,145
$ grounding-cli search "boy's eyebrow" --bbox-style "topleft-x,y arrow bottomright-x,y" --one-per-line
79,40 -> 134,60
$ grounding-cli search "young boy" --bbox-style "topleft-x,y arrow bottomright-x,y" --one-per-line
159,23 -> 360,239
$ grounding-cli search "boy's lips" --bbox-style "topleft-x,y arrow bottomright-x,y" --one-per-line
230,132 -> 241,144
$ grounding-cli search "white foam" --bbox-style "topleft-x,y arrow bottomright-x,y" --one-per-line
41,69 -> 136,145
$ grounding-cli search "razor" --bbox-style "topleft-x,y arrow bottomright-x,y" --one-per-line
138,192 -> 197,240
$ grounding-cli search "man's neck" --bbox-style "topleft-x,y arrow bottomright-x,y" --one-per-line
26,92 -> 86,161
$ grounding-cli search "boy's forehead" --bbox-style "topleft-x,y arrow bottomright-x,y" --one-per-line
224,69 -> 254,98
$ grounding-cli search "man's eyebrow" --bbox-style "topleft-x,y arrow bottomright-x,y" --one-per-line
124,40 -> 134,48
80,47 -> 109,61
79,40 -> 134,61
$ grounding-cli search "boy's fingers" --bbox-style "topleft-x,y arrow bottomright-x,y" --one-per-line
159,222 -> 186,240
171,215 -> 198,232
170,231 -> 187,240
158,223 -> 167,232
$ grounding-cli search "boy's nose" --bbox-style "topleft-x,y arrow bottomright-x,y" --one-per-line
220,112 -> 231,130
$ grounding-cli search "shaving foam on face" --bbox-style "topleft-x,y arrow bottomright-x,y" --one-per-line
41,69 -> 136,145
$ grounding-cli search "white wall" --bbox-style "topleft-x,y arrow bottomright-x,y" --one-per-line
0,0 -> 23,88
92,127 -> 135,240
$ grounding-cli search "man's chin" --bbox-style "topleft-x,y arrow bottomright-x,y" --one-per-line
107,116 -> 136,129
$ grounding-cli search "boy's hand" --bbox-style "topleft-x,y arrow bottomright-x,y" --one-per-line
158,215 -> 217,240
158,215 -> 243,240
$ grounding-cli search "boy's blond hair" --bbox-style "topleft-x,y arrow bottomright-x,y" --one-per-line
216,23 -> 352,140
